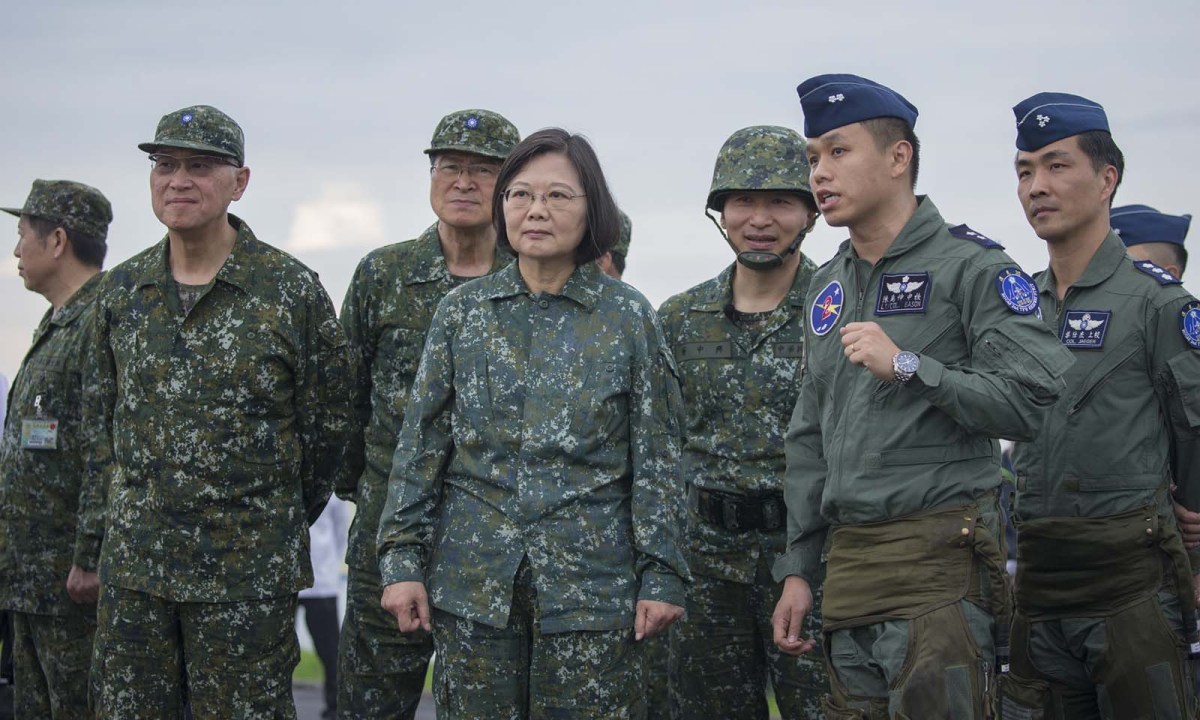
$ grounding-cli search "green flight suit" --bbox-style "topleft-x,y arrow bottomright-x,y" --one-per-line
1007,232 -> 1200,719
337,224 -> 509,719
0,273 -> 106,719
659,259 -> 826,719
774,197 -> 1073,719
87,216 -> 361,718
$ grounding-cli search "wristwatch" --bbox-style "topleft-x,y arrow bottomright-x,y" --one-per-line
892,350 -> 920,384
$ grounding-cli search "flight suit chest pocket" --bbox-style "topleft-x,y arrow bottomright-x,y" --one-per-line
571,361 -> 631,441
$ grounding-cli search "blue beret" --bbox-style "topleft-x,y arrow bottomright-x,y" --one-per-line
1111,204 -> 1191,248
796,74 -> 918,138
1013,92 -> 1109,152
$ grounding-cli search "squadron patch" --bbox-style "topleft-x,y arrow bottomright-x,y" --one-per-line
995,267 -> 1039,315
949,224 -> 1003,249
1133,260 -> 1183,285
875,272 -> 930,315
810,280 -> 844,337
1181,301 -> 1200,349
1060,309 -> 1111,349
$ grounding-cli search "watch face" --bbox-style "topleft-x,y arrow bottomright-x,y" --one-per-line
897,352 -> 920,373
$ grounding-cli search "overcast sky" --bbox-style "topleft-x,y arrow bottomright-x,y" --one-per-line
2,0 -> 1198,377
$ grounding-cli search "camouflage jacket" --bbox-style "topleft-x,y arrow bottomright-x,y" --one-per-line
89,216 -> 361,602
378,261 -> 690,633
658,257 -> 816,584
0,273 -> 106,614
340,223 -> 509,573
1012,232 -> 1200,566
775,197 -> 1074,585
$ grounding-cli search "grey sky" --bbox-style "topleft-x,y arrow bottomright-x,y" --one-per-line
2,0 -> 1198,377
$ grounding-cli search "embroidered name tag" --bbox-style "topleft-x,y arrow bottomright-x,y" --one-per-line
1060,310 -> 1111,349
674,341 -> 735,361
876,273 -> 930,315
773,342 -> 804,358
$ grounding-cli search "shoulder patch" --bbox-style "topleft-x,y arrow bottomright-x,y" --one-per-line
809,280 -> 844,337
1133,259 -> 1183,285
1180,301 -> 1200,349
995,267 -> 1040,315
949,224 -> 1004,249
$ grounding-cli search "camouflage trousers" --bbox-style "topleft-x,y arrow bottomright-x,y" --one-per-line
90,585 -> 299,720
643,633 -> 669,719
11,607 -> 96,719
336,566 -> 432,719
432,559 -> 645,719
824,599 -> 994,720
670,555 -> 826,719
1003,590 -> 1197,719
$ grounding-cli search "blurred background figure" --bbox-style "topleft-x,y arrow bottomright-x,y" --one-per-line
299,495 -> 351,719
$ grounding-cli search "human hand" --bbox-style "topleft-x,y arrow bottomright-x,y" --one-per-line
381,581 -> 432,633
772,575 -> 817,656
840,322 -> 901,381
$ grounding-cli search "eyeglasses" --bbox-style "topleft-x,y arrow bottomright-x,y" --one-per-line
502,188 -> 586,211
431,162 -> 499,180
149,154 -> 239,178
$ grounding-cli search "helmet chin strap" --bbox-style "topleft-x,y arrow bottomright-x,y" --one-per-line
705,209 -> 813,271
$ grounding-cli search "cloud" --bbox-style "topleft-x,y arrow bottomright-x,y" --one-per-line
285,184 -> 385,252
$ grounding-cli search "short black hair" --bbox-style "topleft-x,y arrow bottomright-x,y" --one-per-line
493,128 -> 619,266
862,117 -> 920,189
1075,130 -> 1125,206
25,215 -> 107,268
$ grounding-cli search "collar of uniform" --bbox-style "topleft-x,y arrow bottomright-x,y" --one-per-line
874,195 -> 945,261
401,224 -> 451,285
50,271 -> 105,327
1068,230 -> 1127,289
483,260 -> 604,312
690,264 -> 736,312
134,214 -> 256,293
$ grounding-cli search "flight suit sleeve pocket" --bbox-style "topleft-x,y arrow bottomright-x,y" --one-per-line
1167,352 -> 1200,429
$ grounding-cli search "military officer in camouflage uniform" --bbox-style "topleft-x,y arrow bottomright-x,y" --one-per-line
1112,204 -> 1189,279
0,180 -> 111,718
659,126 -> 825,720
378,128 -> 689,718
596,209 -> 632,280
338,108 -> 519,719
1003,93 -> 1200,718
770,75 -> 1074,719
87,105 -> 361,719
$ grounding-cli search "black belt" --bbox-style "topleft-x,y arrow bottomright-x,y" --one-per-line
689,486 -> 785,532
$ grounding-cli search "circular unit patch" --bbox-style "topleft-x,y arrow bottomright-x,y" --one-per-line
1181,300 -> 1200,349
810,280 -> 845,337
996,267 -> 1039,315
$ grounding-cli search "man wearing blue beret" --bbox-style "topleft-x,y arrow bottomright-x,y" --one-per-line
770,74 -> 1072,718
1113,204 -> 1190,280
1004,92 -> 1200,718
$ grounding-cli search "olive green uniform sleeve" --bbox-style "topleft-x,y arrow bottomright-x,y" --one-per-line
773,363 -> 828,585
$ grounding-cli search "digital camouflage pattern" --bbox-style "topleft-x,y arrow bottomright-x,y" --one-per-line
430,560 -> 645,719
424,108 -> 520,161
707,125 -> 814,211
378,261 -> 689,633
775,197 -> 1073,587
137,104 -> 246,165
337,224 -> 508,717
670,559 -> 825,720
0,272 -> 106,615
11,609 -> 95,719
659,258 -> 826,718
1,179 -> 113,241
614,209 -> 633,258
88,215 -> 361,602
91,585 -> 299,719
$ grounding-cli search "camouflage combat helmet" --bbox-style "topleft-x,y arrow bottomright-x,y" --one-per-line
706,125 -> 813,212
614,210 -> 633,257
2,179 -> 113,241
139,105 -> 245,166
424,109 -> 520,162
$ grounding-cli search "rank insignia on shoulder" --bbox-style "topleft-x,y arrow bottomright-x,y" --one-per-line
810,280 -> 844,337
1133,259 -> 1182,285
996,267 -> 1039,315
949,224 -> 1003,248
876,272 -> 930,315
1181,301 -> 1200,349
1060,309 -> 1111,349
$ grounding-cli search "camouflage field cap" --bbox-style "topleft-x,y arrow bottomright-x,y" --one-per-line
2,179 -> 113,241
138,105 -> 245,166
614,210 -> 633,257
706,125 -> 814,212
424,109 -> 520,161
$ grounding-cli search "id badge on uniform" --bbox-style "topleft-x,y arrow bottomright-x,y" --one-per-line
21,418 -> 59,450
